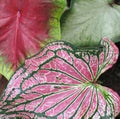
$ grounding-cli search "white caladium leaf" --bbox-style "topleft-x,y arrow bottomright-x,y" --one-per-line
0,38 -> 119,118
61,0 -> 120,46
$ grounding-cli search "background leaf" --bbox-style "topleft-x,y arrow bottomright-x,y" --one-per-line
0,38 -> 119,118
61,0 -> 120,47
0,0 -> 66,79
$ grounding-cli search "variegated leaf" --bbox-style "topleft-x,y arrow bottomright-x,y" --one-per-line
0,0 -> 66,79
0,38 -> 119,118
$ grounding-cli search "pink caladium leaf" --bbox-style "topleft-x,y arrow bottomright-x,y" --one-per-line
0,0 -> 66,79
0,38 -> 119,118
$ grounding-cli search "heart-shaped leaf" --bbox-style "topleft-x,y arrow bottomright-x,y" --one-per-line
0,38 -> 119,118
61,0 -> 120,47
0,0 -> 66,79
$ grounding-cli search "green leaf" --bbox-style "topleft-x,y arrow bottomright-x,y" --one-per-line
61,0 -> 120,47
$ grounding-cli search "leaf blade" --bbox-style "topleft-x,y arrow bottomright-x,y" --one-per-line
0,0 -> 66,79
61,0 -> 120,46
0,38 -> 119,118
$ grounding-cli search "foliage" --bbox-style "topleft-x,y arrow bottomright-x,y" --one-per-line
0,0 -> 120,118
0,38 -> 119,118
61,0 -> 120,47
0,0 -> 66,80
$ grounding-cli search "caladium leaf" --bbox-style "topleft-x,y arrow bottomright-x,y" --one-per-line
0,38 -> 119,118
0,0 -> 66,80
61,0 -> 120,47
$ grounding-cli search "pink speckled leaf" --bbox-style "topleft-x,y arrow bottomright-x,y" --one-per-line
0,0 -> 66,79
0,38 -> 119,118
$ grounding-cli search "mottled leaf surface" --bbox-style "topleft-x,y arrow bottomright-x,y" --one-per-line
0,0 -> 66,79
0,38 -> 119,118
61,0 -> 120,46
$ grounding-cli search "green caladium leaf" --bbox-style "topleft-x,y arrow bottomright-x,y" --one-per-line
0,0 -> 66,80
61,0 -> 120,47
0,37 -> 119,118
